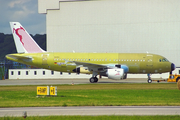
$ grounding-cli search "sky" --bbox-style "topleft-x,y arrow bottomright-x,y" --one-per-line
0,0 -> 46,35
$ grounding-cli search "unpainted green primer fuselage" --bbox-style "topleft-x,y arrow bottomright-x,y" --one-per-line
6,53 -> 173,74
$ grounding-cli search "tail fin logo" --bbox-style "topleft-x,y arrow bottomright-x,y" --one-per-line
10,22 -> 45,53
115,71 -> 121,76
13,26 -> 25,45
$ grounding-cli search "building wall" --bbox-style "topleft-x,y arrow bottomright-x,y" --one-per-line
35,0 -> 180,80
9,69 -> 91,79
39,0 -> 180,67
8,68 -> 180,79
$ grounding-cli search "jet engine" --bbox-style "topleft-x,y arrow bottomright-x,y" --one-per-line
106,68 -> 124,80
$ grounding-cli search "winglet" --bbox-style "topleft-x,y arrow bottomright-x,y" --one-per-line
10,22 -> 45,53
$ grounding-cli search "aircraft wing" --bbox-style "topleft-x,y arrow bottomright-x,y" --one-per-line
71,61 -> 109,72
70,61 -> 129,73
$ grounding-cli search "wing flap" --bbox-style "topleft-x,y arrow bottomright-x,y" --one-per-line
70,61 -> 107,72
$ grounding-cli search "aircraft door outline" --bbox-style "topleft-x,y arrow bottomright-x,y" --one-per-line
146,55 -> 153,67
42,54 -> 49,65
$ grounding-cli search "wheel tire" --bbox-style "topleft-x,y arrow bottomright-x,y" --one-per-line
89,77 -> 95,83
148,79 -> 152,83
176,77 -> 180,82
94,77 -> 98,83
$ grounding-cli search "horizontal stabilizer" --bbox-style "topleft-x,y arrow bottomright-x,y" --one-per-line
6,54 -> 32,61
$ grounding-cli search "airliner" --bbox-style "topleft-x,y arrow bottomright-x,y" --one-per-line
6,22 -> 176,83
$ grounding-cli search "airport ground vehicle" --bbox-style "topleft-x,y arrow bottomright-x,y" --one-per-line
167,74 -> 180,82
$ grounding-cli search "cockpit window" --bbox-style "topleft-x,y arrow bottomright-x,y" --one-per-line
162,58 -> 169,62
159,58 -> 169,62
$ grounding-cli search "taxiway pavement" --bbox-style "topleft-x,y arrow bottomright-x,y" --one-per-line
0,106 -> 180,117
0,78 -> 164,86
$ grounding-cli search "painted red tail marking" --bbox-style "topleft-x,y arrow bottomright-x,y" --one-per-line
13,26 -> 25,45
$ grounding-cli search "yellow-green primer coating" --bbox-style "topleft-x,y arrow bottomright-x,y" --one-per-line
6,52 -> 172,74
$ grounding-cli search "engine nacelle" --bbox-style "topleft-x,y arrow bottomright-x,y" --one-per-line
107,68 -> 124,80
107,64 -> 129,73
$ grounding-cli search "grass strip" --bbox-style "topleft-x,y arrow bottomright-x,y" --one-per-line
0,83 -> 179,107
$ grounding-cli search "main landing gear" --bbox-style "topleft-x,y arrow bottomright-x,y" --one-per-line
89,72 -> 98,83
89,77 -> 98,83
147,74 -> 152,83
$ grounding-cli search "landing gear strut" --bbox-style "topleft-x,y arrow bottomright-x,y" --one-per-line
147,74 -> 152,83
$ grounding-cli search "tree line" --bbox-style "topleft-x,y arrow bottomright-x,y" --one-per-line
0,33 -> 46,61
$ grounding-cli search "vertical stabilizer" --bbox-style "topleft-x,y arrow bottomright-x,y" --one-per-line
10,22 -> 45,53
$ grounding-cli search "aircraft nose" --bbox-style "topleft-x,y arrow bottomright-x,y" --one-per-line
171,63 -> 176,71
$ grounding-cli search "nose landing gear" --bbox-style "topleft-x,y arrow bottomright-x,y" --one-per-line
147,74 -> 152,83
